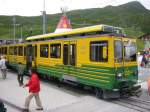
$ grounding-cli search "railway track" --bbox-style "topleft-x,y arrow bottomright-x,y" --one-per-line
113,97 -> 150,112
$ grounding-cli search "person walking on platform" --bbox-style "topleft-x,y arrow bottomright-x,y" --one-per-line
0,56 -> 7,79
17,62 -> 25,86
23,68 -> 43,112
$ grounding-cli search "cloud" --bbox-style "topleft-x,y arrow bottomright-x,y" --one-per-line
0,0 -> 149,16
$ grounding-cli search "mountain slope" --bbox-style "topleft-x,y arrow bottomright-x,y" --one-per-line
0,1 -> 149,39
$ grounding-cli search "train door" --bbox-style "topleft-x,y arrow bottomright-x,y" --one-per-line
26,44 -> 37,71
63,41 -> 76,66
114,38 -> 125,75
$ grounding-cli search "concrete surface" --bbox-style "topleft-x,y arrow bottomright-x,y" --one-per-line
0,56 -> 149,112
0,72 -> 141,112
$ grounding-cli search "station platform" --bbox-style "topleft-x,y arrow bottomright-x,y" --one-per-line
0,70 -> 149,112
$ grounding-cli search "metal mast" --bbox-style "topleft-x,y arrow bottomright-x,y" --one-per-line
42,0 -> 46,34
20,25 -> 23,40
13,16 -> 16,43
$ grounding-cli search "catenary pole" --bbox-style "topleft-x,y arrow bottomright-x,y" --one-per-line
13,16 -> 16,43
42,0 -> 46,34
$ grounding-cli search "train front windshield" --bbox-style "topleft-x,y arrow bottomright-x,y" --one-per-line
114,40 -> 137,62
124,41 -> 136,61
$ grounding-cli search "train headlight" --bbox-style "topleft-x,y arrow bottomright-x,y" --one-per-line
116,73 -> 123,79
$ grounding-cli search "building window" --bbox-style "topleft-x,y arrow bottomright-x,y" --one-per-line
50,44 -> 61,58
18,46 -> 23,56
40,44 -> 49,58
90,41 -> 108,62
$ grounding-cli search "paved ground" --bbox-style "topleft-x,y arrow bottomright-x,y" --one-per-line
0,71 -> 146,112
0,56 -> 149,112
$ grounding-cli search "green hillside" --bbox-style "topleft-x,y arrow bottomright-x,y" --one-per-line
0,1 -> 149,50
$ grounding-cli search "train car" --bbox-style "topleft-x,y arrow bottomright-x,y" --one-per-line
0,45 -> 8,58
0,24 -> 141,99
7,43 -> 26,70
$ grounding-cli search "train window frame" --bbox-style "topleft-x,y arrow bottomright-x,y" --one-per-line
40,44 -> 49,58
90,41 -> 108,62
50,43 -> 61,58
18,46 -> 23,56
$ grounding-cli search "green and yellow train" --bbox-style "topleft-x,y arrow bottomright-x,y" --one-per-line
0,24 -> 141,98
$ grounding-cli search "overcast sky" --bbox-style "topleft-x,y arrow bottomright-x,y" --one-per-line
0,0 -> 149,16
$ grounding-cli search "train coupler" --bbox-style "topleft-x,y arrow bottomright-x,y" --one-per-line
120,84 -> 142,98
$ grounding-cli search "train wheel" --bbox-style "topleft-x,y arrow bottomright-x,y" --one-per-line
77,84 -> 84,89
95,88 -> 104,99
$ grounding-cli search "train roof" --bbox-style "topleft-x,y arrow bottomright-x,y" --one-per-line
26,24 -> 124,41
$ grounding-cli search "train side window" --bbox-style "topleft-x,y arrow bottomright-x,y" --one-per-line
24,47 -> 26,56
2,47 -> 7,55
35,45 -> 37,57
114,40 -> 123,62
5,47 -> 7,55
90,41 -> 108,62
40,44 -> 49,58
9,47 -> 14,55
2,47 -> 5,55
14,46 -> 17,55
1,48 -> 3,55
50,44 -> 61,58
18,46 -> 23,56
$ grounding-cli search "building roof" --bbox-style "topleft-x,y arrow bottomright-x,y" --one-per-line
55,15 -> 72,33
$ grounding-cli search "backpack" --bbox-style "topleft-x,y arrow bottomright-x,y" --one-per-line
0,100 -> 6,112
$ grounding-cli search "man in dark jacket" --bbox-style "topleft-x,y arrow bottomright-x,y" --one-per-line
17,62 -> 25,86
23,68 -> 43,112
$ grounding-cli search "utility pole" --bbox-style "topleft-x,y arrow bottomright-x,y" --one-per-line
13,16 -> 16,43
20,25 -> 23,40
42,0 -> 46,34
